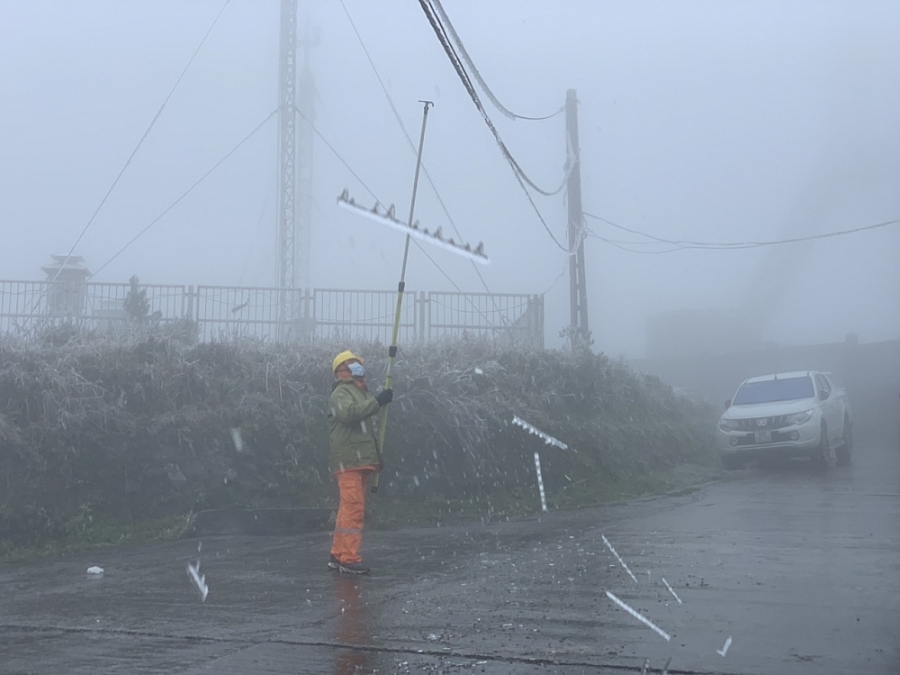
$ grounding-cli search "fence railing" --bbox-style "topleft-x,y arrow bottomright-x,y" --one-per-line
0,280 -> 544,347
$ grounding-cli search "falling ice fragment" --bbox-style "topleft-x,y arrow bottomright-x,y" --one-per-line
474,367 -> 483,375
717,636 -> 732,657
86,566 -> 104,575
230,428 -> 244,452
511,416 -> 572,451
661,577 -> 683,604
337,190 -> 489,264
533,452 -> 548,512
605,591 -> 671,642
187,561 -> 209,602
602,535 -> 639,584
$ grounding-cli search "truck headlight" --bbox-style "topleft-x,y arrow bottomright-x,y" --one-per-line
786,410 -> 813,426
718,419 -> 740,432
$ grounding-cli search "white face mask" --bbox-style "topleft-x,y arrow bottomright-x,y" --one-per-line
347,362 -> 365,378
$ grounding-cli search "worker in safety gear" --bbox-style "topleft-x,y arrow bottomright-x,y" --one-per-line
327,350 -> 393,574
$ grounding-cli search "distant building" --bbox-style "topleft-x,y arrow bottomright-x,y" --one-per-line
646,308 -> 762,359
41,254 -> 91,317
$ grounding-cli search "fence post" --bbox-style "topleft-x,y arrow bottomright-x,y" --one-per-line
185,286 -> 195,321
416,292 -> 425,343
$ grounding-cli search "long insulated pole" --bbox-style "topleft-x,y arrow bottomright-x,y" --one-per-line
372,99 -> 433,493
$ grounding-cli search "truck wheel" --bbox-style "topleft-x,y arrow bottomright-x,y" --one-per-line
836,417 -> 853,467
815,422 -> 836,470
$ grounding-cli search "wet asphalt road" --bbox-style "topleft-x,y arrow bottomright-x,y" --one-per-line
2,421 -> 898,674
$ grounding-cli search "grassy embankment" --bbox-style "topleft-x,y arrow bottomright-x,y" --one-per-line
0,328 -> 720,559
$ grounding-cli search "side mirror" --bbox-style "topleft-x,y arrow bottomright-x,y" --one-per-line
819,390 -> 829,401
724,399 -> 731,410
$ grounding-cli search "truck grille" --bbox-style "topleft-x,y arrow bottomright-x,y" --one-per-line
736,416 -> 788,431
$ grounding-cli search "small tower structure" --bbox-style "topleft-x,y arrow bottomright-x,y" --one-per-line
41,254 -> 92,317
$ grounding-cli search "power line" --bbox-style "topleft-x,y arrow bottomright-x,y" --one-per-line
583,211 -> 900,252
424,0 -> 570,197
582,212 -> 692,253
91,109 -> 277,278
304,115 -> 488,305
429,0 -> 564,122
418,0 -> 571,252
419,0 -> 569,202
54,0 -> 232,280
540,254 -> 571,295
291,97 -> 503,328
293,106 -> 379,204
339,0 -> 461,236
337,0 -> 498,302
238,190 -> 273,286
585,231 -> 683,255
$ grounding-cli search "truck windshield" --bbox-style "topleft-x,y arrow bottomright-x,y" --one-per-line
732,376 -> 815,405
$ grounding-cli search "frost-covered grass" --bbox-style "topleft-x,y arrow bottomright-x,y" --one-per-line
0,513 -> 192,561
0,328 -> 719,554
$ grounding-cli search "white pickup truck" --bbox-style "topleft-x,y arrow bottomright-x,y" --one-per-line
717,370 -> 852,469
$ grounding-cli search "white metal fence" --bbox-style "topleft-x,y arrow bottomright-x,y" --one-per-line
0,280 -> 543,347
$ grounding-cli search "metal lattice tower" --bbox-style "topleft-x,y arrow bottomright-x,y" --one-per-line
296,18 -> 318,292
277,0 -> 297,302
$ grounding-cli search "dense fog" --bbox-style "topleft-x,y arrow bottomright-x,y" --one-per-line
1,0 -> 898,355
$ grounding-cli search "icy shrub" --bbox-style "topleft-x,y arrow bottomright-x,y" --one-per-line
0,334 -> 716,546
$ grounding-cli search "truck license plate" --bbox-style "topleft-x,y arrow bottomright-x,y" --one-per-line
754,430 -> 772,444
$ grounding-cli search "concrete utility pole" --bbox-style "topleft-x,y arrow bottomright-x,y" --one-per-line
277,0 -> 298,329
565,88 -> 591,351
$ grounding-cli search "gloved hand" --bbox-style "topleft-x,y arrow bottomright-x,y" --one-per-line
375,388 -> 394,406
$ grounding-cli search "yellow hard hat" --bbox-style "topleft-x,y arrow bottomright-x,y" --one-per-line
332,349 -> 364,373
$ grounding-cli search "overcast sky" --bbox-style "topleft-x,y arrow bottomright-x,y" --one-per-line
1,0 -> 898,356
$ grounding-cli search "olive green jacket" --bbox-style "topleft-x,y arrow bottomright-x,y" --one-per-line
328,379 -> 383,473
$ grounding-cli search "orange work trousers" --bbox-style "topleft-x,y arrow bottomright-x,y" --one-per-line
331,466 -> 376,564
